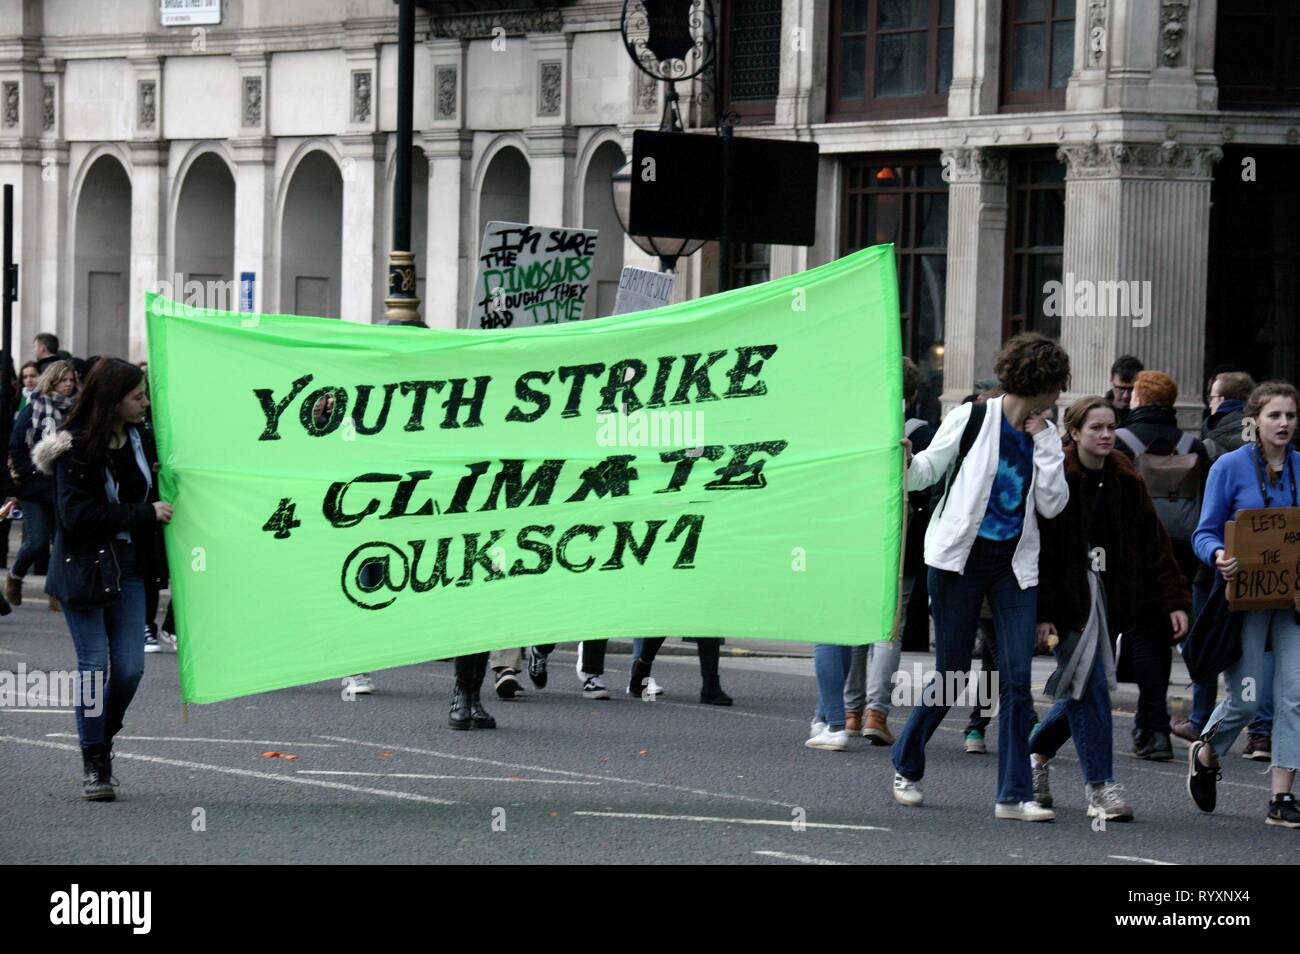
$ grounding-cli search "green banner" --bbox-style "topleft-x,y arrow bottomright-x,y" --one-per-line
147,245 -> 904,704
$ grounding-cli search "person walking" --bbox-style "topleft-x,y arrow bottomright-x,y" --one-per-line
1187,382 -> 1300,828
890,333 -> 1070,821
33,358 -> 171,801
1029,396 -> 1190,821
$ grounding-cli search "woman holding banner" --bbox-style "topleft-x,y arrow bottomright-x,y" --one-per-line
33,358 -> 172,801
890,333 -> 1070,821
1029,396 -> 1190,821
1188,382 -> 1300,828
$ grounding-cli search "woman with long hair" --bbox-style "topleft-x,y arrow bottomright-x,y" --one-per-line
7,359 -> 80,609
32,358 -> 173,801
1188,381 -> 1300,828
1030,396 -> 1190,821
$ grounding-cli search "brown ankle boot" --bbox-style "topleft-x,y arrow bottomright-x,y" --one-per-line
845,709 -> 863,733
863,709 -> 895,746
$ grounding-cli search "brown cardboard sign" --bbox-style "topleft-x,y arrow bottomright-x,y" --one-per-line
1223,507 -> 1300,610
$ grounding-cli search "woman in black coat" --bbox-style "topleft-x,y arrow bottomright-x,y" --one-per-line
32,358 -> 172,801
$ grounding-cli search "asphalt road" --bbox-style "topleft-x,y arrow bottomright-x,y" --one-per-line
0,583 -> 1289,866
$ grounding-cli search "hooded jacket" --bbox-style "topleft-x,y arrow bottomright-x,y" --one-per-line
33,426 -> 168,603
1037,445 -> 1190,635
1200,399 -> 1247,461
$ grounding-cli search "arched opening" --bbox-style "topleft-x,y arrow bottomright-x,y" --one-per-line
174,152 -> 235,309
478,145 -> 530,237
74,154 -> 132,360
280,151 -> 343,318
582,141 -> 627,319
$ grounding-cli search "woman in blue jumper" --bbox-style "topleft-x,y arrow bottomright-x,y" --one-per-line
1187,381 -> 1300,828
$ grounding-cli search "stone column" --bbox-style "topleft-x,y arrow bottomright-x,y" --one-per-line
423,37 -> 470,329
946,0 -> 1002,117
36,56 -> 67,342
232,53 -> 272,314
938,146 -> 1008,411
775,0 -> 828,127
127,56 -> 166,362
525,32 -> 575,226
338,132 -> 385,324
1057,140 -> 1222,428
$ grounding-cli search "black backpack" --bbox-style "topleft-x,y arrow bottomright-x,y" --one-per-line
933,402 -> 987,518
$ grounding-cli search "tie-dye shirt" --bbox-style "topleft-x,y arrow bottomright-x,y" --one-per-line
978,412 -> 1035,541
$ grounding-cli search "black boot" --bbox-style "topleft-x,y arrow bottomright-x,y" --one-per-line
627,658 -> 653,697
448,685 -> 472,730
696,639 -> 732,706
80,744 -> 115,801
468,691 -> 496,729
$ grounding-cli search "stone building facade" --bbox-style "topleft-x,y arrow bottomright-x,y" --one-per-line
1,0 -> 1297,425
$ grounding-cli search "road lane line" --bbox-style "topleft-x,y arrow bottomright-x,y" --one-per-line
298,771 -> 600,786
754,850 -> 850,865
573,811 -> 889,832
1108,855 -> 1178,866
0,735 -> 454,805
45,732 -> 336,748
319,734 -> 800,809
1,708 -> 73,714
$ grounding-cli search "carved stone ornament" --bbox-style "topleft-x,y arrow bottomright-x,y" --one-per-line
634,68 -> 658,113
1057,141 -> 1222,179
431,9 -> 563,38
435,66 -> 457,119
1088,0 -> 1106,66
138,80 -> 156,129
42,83 -> 54,131
538,61 -> 562,116
1160,0 -> 1190,67
243,77 -> 262,127
1,82 -> 17,129
940,147 -> 1008,184
352,70 -> 372,124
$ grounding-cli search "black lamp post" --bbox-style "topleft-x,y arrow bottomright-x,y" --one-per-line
613,0 -> 716,273
380,0 -> 429,326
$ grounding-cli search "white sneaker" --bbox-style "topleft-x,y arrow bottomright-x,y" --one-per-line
641,676 -> 664,697
341,674 -> 374,694
158,629 -> 178,653
810,720 -> 828,738
893,773 -> 923,807
804,727 -> 850,751
580,675 -> 611,700
1086,782 -> 1134,822
995,800 -> 1056,822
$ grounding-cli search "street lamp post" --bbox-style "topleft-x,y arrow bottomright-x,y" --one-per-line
613,0 -> 716,274
381,0 -> 427,326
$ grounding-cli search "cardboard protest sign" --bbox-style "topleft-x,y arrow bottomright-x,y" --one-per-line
146,244 -> 903,704
470,221 -> 598,328
1223,507 -> 1300,610
612,266 -> 674,316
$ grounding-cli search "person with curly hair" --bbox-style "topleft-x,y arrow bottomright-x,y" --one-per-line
890,333 -> 1071,821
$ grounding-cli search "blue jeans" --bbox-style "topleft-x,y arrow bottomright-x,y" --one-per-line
12,497 -> 53,579
892,537 -> 1037,804
1030,644 -> 1114,785
1204,611 -> 1297,768
1190,653 -> 1273,735
62,543 -> 147,748
813,644 -> 851,731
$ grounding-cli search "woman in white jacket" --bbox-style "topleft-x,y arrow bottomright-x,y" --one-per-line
890,333 -> 1070,821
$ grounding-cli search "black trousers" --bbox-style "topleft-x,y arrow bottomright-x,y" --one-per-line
454,652 -> 489,690
636,637 -> 722,679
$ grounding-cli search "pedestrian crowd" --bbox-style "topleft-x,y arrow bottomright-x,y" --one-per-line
3,329 -> 1296,830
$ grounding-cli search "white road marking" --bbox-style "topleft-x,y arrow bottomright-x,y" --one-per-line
298,770 -> 599,786
753,850 -> 849,865
0,735 -> 453,805
573,811 -> 889,832
2,708 -> 73,714
45,732 -> 335,748
1108,854 -> 1178,866
319,734 -> 800,809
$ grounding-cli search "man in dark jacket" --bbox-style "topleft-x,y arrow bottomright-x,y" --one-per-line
1200,370 -> 1254,461
1104,355 -> 1143,427
6,401 -> 57,607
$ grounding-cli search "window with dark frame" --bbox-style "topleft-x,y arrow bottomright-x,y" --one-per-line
1003,150 -> 1066,342
1001,0 -> 1075,111
728,242 -> 771,289
839,155 -> 949,422
721,0 -> 782,122
1215,1 -> 1300,109
828,0 -> 956,121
